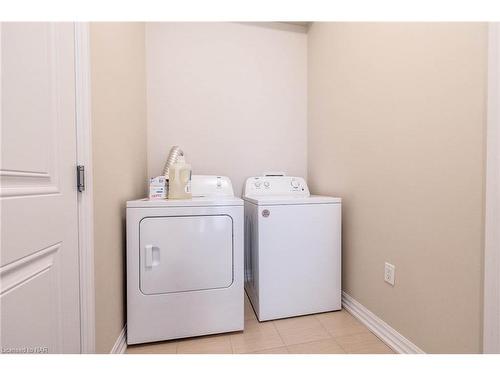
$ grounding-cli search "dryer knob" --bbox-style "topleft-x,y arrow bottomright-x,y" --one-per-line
291,179 -> 300,188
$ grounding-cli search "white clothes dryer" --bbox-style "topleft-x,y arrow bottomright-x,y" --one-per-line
126,176 -> 243,345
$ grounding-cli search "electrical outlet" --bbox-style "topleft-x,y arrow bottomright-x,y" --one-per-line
384,262 -> 395,286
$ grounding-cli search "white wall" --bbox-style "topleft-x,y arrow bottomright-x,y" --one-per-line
146,23 -> 307,195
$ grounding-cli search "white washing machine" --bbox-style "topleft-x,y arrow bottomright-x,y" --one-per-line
243,175 -> 341,321
126,176 -> 243,345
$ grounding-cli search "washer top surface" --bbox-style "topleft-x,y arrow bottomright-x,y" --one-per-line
243,195 -> 341,205
127,196 -> 243,208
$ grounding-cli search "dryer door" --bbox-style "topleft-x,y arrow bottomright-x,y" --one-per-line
139,215 -> 233,295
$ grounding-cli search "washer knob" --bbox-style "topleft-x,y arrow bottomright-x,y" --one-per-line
264,181 -> 270,188
254,181 -> 261,188
291,179 -> 300,188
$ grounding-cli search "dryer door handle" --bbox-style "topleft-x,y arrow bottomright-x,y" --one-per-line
145,245 -> 160,268
144,245 -> 160,268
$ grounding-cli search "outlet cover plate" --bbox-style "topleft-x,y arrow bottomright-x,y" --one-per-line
384,262 -> 395,286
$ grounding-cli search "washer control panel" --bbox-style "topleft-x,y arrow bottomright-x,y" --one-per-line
244,176 -> 310,197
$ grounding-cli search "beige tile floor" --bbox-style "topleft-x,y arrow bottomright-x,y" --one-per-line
126,294 -> 395,354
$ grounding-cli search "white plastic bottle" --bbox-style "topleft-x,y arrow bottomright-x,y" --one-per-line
167,155 -> 192,199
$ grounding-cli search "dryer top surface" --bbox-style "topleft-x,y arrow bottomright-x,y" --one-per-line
127,196 -> 243,208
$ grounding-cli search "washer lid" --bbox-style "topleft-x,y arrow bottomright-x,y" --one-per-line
243,195 -> 341,205
127,196 -> 243,208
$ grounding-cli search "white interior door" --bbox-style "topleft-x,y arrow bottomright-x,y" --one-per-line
0,23 -> 81,353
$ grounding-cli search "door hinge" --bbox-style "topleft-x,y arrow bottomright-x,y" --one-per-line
77,165 -> 85,192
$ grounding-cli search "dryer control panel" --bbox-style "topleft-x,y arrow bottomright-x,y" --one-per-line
243,175 -> 310,197
191,175 -> 234,197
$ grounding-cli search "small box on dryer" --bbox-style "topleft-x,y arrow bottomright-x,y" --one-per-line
149,176 -> 166,199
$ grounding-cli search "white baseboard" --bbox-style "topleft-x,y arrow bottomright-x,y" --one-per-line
342,291 -> 425,354
110,324 -> 127,354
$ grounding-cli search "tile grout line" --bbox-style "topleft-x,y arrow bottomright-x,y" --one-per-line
275,314 -> 335,350
271,320 -> 288,348
239,302 -> 285,354
247,296 -> 289,353
314,317 -> 339,348
313,313 -> 349,353
229,332 -> 235,354
313,312 -> 364,353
